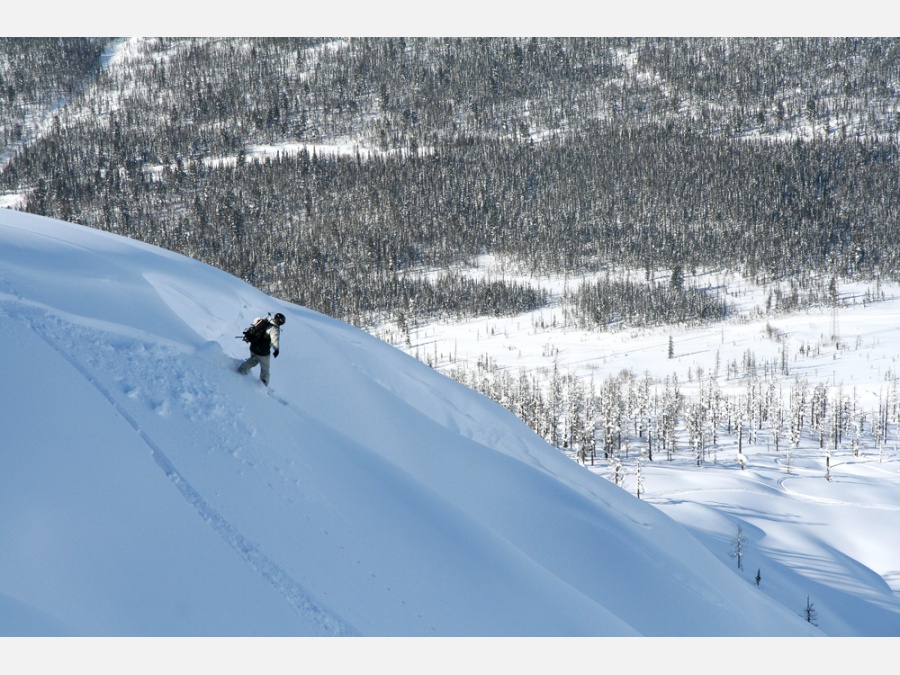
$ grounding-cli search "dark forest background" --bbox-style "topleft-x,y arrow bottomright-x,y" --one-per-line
2,37 -> 898,330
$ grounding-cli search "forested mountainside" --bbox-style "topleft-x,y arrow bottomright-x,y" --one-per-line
0,38 -> 106,160
2,37 -> 898,328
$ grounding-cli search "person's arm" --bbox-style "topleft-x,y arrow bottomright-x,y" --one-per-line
270,325 -> 280,356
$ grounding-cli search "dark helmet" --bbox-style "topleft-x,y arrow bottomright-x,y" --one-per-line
273,312 -> 286,326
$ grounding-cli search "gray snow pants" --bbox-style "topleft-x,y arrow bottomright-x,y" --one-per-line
238,352 -> 271,386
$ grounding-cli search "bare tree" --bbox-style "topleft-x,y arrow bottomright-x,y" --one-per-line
730,525 -> 748,571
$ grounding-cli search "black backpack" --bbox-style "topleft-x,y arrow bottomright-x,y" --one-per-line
242,316 -> 273,352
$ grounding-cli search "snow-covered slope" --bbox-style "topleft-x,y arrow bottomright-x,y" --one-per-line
0,210 -> 819,636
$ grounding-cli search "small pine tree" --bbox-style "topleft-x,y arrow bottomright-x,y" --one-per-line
804,595 -> 818,626
670,263 -> 684,291
755,568 -> 761,587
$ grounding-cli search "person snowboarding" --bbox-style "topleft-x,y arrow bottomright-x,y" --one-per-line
237,312 -> 285,387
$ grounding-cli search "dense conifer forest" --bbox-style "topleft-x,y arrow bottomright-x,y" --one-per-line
2,38 -> 898,327
2,37 -> 899,458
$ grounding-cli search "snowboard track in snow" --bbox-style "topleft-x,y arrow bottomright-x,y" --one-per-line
10,301 -> 357,637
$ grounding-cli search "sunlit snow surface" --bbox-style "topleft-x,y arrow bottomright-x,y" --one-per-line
2,209 -> 896,637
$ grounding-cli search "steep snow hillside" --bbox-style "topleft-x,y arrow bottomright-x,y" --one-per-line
0,209 -> 818,636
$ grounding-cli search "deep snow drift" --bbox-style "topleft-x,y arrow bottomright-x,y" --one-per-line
0,209 -> 826,636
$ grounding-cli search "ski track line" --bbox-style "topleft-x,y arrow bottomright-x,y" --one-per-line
776,478 -> 900,510
13,304 -> 357,637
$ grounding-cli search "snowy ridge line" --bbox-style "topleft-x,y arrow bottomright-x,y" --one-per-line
646,483 -> 900,511
0,289 -> 192,352
8,302 -> 357,637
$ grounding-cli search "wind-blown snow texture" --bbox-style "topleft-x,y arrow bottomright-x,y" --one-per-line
0,210 -> 826,636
